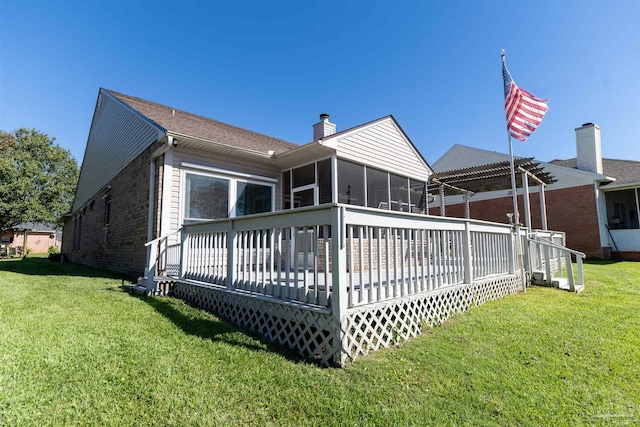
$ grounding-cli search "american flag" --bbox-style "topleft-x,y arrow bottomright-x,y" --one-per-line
503,62 -> 548,142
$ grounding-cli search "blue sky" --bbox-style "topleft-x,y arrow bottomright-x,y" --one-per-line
1,0 -> 639,167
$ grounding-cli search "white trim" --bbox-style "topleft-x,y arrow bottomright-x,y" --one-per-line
169,131 -> 274,159
600,182 -> 640,191
181,162 -> 278,183
331,156 -> 338,204
594,182 -> 609,248
160,148 -> 174,236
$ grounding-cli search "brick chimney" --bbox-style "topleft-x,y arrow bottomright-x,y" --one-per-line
575,123 -> 603,174
313,113 -> 336,140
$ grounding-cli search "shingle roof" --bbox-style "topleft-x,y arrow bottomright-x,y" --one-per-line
549,158 -> 640,185
104,89 -> 299,155
11,223 -> 57,232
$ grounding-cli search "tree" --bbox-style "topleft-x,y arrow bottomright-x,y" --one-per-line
0,128 -> 79,234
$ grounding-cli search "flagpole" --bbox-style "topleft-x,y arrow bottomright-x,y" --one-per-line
502,49 -> 526,292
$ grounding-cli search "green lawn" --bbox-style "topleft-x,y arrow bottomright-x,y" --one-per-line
1,258 -> 638,426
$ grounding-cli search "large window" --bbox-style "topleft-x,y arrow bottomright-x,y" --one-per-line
283,158 -> 426,214
389,173 -> 409,212
410,179 -> 425,213
367,167 -> 389,209
317,158 -> 332,204
184,171 -> 274,222
184,174 -> 230,221
236,182 -> 272,216
337,160 -> 365,206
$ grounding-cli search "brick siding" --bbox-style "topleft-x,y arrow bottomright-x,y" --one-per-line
430,184 -> 604,259
63,141 -> 164,278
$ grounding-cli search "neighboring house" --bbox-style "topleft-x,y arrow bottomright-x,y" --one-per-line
430,123 -> 640,260
1,223 -> 61,254
62,89 -> 433,277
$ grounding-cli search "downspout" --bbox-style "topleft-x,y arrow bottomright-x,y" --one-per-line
147,136 -> 173,243
593,180 -> 610,258
146,136 -> 173,286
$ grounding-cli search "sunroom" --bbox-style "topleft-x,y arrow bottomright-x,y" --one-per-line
178,115 -> 431,223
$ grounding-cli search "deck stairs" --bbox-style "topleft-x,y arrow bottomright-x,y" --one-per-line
531,269 -> 584,293
528,235 -> 585,293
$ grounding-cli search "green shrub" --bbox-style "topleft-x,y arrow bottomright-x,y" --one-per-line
48,246 -> 60,254
48,252 -> 62,262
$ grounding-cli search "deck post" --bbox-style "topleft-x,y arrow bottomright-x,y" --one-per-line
521,172 -> 531,230
226,220 -> 237,291
179,230 -> 188,280
463,194 -> 470,219
146,241 -> 158,293
463,221 -> 473,284
508,227 -> 515,274
539,184 -> 548,230
331,206 -> 348,365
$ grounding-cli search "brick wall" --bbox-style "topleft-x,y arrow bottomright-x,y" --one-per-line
63,141 -> 164,278
430,184 -> 604,258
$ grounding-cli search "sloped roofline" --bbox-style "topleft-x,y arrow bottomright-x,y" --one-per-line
321,115 -> 434,174
103,88 -> 298,155
101,88 -> 167,133
437,143 -> 613,181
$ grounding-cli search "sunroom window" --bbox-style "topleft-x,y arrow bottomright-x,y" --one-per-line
236,182 -> 272,216
184,174 -> 230,221
183,171 -> 274,223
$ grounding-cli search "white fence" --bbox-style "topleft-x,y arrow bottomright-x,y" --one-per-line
149,205 -> 518,309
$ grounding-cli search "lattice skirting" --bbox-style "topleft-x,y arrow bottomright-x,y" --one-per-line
341,274 -> 522,363
173,281 -> 339,366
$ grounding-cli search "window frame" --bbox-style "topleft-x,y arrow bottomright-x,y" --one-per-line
180,168 -> 276,225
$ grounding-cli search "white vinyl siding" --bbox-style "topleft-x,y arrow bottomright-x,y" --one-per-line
73,91 -> 164,211
334,119 -> 431,182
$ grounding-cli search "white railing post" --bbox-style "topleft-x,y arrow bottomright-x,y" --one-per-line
523,230 -> 531,276
463,221 -> 473,284
179,230 -> 188,280
226,220 -> 237,291
508,227 -> 515,274
576,255 -> 584,289
544,244 -> 552,284
146,241 -> 158,294
331,206 -> 348,365
565,253 -> 575,291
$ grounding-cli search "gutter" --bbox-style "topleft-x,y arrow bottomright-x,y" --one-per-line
147,136 -> 173,243
166,131 -> 275,159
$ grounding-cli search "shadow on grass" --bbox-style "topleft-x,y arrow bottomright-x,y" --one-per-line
0,257 -> 132,281
139,295 -> 310,365
583,259 -> 622,266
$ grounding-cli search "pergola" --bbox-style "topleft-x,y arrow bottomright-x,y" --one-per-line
427,158 -> 557,230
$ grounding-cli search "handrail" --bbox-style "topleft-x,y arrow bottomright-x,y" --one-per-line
529,236 -> 585,259
527,234 -> 585,292
604,224 -> 620,251
144,227 -> 183,247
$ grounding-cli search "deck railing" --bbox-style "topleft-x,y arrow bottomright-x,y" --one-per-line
148,204 -> 520,309
527,230 -> 585,291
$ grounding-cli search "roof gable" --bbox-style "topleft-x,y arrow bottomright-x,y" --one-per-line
324,116 -> 432,181
104,89 -> 298,155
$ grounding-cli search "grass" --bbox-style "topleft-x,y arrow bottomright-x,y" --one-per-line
1,258 -> 638,426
